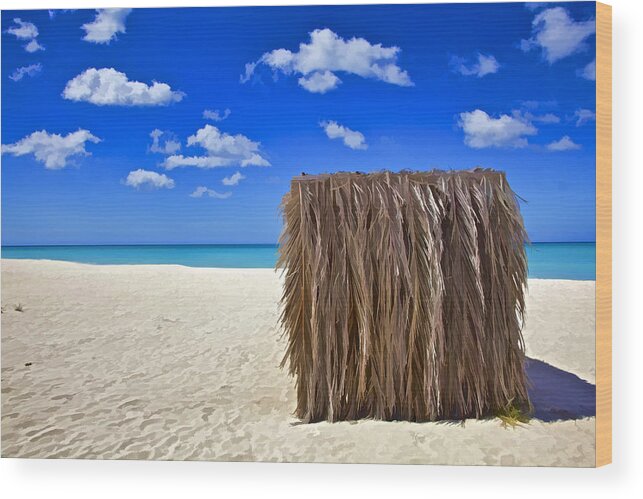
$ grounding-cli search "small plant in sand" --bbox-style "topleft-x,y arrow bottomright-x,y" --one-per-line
495,403 -> 531,428
14,303 -> 24,312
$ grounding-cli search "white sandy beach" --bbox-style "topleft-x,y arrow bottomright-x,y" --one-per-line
1,259 -> 595,466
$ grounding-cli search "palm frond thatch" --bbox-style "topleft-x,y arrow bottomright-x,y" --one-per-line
277,169 -> 529,422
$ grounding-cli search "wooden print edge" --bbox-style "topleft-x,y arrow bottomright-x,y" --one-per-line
596,1 -> 612,467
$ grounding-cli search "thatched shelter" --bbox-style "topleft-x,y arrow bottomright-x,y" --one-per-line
277,169 -> 530,422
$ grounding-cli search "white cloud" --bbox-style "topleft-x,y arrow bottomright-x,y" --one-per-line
242,28 -> 413,93
63,68 -> 185,106
9,63 -> 42,82
222,171 -> 246,186
5,18 -> 45,52
49,9 -> 75,20
513,110 -> 560,124
24,39 -> 45,53
573,108 -> 596,126
524,2 -> 547,11
521,99 -> 558,110
458,109 -> 537,149
451,53 -> 500,77
547,135 -> 581,151
1,129 -> 100,169
125,169 -> 175,189
578,59 -> 596,81
298,71 -> 342,94
190,186 -> 232,199
320,121 -> 367,150
162,125 -> 270,169
82,9 -> 132,44
149,129 -> 181,154
203,108 -> 231,121
521,7 -> 595,63
5,18 -> 38,40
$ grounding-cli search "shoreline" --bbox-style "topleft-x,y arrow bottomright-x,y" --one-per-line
1,257 -> 596,282
1,259 -> 596,465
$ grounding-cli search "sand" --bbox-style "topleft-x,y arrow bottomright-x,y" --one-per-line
1,259 -> 595,466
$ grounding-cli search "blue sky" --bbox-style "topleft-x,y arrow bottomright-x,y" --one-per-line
2,3 -> 597,245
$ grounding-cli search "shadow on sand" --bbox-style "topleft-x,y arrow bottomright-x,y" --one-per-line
525,358 -> 596,422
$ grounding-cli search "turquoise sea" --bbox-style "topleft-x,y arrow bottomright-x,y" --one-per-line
1,242 -> 595,280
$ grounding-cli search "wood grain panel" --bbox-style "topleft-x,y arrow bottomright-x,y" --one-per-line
596,1 -> 612,468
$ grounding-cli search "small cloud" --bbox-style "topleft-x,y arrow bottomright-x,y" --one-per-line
320,120 -> 367,150
9,63 -> 42,82
48,9 -> 75,20
520,99 -> 558,110
162,125 -> 269,169
190,186 -> 232,199
513,110 -> 560,124
222,171 -> 246,186
82,8 -> 132,44
149,129 -> 181,154
240,62 -> 258,84
547,135 -> 581,151
63,68 -> 184,106
242,28 -> 412,93
458,109 -> 537,149
531,113 -> 560,124
5,18 -> 38,40
203,108 -> 231,122
5,18 -> 45,53
521,7 -> 596,63
1,129 -> 100,169
24,39 -> 45,53
450,53 -> 500,77
577,59 -> 596,81
125,169 -> 175,189
524,2 -> 547,11
298,71 -> 341,94
573,108 -> 596,126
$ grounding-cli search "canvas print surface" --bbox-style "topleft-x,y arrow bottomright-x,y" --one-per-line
2,3 -> 600,466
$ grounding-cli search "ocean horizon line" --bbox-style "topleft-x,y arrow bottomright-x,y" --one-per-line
1,242 -> 596,280
1,241 -> 597,248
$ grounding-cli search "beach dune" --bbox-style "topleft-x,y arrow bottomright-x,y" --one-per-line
1,259 -> 595,466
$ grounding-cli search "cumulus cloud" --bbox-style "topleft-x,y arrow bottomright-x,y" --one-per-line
24,39 -> 45,53
222,171 -> 246,186
320,121 -> 367,150
1,129 -> 100,169
521,7 -> 595,63
125,169 -> 175,189
573,108 -> 596,126
5,18 -> 38,39
547,135 -> 581,151
578,59 -> 596,81
9,63 -> 42,82
149,129 -> 181,154
298,71 -> 342,94
242,28 -> 413,93
63,68 -> 185,106
162,125 -> 270,169
203,108 -> 231,121
5,18 -> 45,52
82,8 -> 132,44
189,186 -> 232,199
450,53 -> 500,77
458,109 -> 537,149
